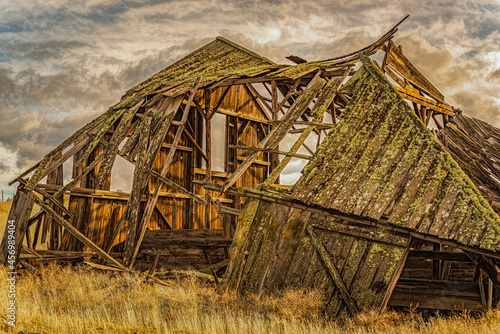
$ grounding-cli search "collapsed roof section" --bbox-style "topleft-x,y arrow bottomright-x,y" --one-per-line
223,57 -> 500,316
292,58 -> 500,252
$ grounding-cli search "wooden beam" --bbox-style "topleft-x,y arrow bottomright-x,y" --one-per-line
170,121 -> 208,161
154,204 -> 172,229
206,183 -> 500,261
9,162 -> 40,186
51,153 -> 105,199
243,83 -> 272,120
107,110 -> 155,254
407,250 -> 471,262
33,196 -> 124,269
222,73 -> 325,193
126,79 -> 200,268
380,239 -> 411,311
212,76 -> 292,88
394,85 -> 455,116
0,188 -> 35,267
205,88 -> 213,229
306,224 -> 359,316
229,145 -> 312,160
263,74 -> 345,186
150,170 -> 206,205
207,86 -> 231,119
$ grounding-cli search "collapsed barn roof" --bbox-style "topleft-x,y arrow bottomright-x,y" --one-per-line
3,16 -> 500,314
223,57 -> 500,315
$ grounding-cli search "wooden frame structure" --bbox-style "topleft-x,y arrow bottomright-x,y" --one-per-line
4,16 -> 500,313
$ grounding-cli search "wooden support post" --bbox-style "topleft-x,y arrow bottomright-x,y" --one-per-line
205,88 -> 212,229
432,243 -> 441,280
46,153 -> 64,251
380,239 -> 412,311
306,224 -> 359,316
488,278 -> 494,309
0,187 -> 35,268
105,111 -> 155,254
96,99 -> 143,186
269,80 -> 279,182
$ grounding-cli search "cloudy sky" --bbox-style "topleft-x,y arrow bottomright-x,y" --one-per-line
0,0 -> 499,198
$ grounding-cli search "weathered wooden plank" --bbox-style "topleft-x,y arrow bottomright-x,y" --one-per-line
385,40 -> 445,101
74,108 -> 127,169
223,198 -> 261,287
151,170 -> 206,205
0,188 -> 35,267
141,237 -> 232,248
222,74 -> 325,192
33,196 -> 124,269
264,75 -> 344,186
236,200 -> 277,292
209,184 -> 500,260
407,250 -> 471,262
204,88 -> 213,229
125,80 -> 200,268
262,209 -> 311,291
96,99 -> 144,186
245,204 -> 293,292
306,224 -> 359,316
24,108 -> 115,190
105,111 -> 153,253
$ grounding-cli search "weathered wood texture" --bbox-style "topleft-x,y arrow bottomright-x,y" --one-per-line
0,187 -> 35,266
224,198 -> 409,318
385,40 -> 444,101
436,114 -> 500,211
388,241 -> 486,311
292,57 -> 500,253
138,229 -> 229,271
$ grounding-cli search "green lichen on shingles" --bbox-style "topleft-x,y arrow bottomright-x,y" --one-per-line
292,56 -> 500,253
114,38 -> 278,110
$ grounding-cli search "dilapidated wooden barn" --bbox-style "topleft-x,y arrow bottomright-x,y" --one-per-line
3,16 -> 500,314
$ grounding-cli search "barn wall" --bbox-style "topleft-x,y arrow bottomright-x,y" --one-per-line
51,84 -> 272,252
224,198 -> 410,318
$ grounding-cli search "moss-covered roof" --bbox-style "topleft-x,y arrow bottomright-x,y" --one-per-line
109,37 -> 359,111
112,37 -> 279,110
291,57 -> 500,252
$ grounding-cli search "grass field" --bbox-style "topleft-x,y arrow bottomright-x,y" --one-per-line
0,265 -> 499,333
1,201 -> 500,333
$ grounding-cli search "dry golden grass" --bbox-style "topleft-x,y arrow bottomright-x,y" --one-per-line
0,265 -> 499,334
0,201 -> 12,237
